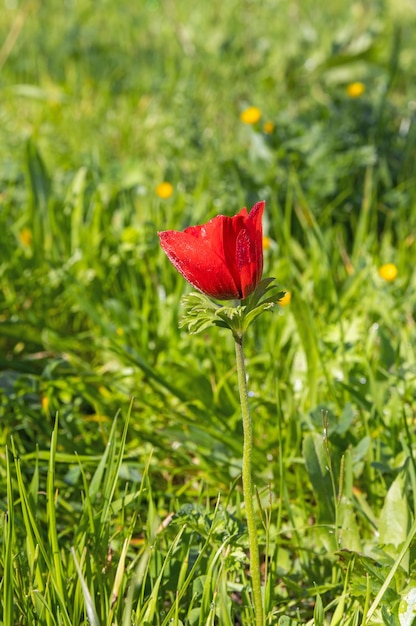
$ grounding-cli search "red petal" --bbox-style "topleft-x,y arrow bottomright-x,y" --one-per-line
159,218 -> 241,299
158,202 -> 264,300
236,201 -> 264,298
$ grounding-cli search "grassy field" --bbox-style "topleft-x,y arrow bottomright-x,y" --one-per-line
1,0 -> 416,624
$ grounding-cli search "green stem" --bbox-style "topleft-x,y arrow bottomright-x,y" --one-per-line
234,335 -> 264,626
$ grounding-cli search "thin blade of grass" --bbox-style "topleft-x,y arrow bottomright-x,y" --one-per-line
3,446 -> 15,626
71,546 -> 101,626
47,416 -> 66,601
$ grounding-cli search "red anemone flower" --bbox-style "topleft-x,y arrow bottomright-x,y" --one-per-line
158,201 -> 265,300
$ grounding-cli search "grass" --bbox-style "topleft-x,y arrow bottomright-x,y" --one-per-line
1,0 -> 416,624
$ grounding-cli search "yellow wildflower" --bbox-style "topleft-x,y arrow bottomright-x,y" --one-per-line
378,263 -> 398,282
262,236 -> 271,250
19,227 -> 32,247
263,121 -> 275,134
240,106 -> 262,125
278,291 -> 291,306
156,182 -> 173,199
346,82 -> 365,98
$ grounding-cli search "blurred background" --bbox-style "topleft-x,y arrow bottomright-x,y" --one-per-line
2,1 -> 416,622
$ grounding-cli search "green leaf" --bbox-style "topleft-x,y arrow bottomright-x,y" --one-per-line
379,469 -> 409,548
337,450 -> 362,551
303,432 -> 335,524
399,586 -> 416,626
313,592 -> 325,626
180,279 -> 286,339
180,292 -> 233,334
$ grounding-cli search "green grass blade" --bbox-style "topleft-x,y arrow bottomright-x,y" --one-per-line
139,525 -> 187,624
71,547 -> 101,626
99,401 -> 132,528
47,416 -> 66,601
11,439 -> 72,626
3,446 -> 15,626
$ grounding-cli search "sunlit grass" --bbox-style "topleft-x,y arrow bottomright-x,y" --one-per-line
1,0 -> 416,624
